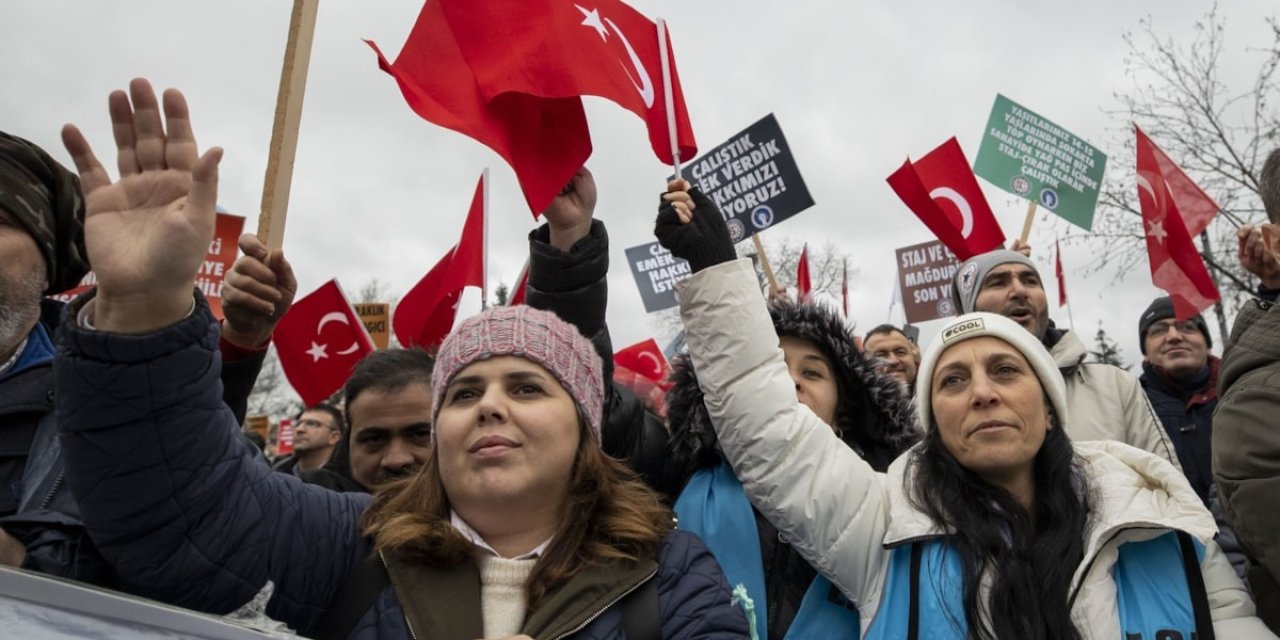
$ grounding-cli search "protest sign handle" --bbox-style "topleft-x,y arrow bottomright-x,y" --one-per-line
657,19 -> 682,180
257,0 -> 319,250
1019,200 -> 1037,244
752,233 -> 780,292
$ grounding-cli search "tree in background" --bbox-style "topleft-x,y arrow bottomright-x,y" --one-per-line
1080,6 -> 1279,335
1089,320 -> 1132,371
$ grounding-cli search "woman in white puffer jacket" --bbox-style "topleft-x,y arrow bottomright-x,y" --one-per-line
655,179 -> 1275,640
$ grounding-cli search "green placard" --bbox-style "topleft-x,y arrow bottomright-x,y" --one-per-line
972,94 -> 1106,230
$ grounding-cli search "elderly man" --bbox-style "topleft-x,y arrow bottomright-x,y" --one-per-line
950,250 -> 1179,467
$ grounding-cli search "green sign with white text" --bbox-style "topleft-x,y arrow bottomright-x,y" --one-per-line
972,94 -> 1106,230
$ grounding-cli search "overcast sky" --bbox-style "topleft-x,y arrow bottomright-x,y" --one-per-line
4,0 -> 1276,369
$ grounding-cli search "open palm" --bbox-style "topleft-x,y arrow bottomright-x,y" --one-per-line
61,79 -> 221,326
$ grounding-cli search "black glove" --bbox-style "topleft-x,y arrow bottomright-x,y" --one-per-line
654,187 -> 736,273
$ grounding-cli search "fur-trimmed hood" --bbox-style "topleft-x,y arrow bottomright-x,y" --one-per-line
666,299 -> 919,485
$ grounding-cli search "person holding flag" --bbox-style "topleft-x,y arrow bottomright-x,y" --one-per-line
51,79 -> 749,639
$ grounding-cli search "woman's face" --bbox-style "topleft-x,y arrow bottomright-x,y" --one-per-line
929,336 -> 1049,484
780,336 -> 840,428
435,356 -> 581,513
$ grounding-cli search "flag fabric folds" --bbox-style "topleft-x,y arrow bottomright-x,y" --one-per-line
439,0 -> 697,167
393,173 -> 487,350
365,2 -> 589,215
796,244 -> 812,302
613,338 -> 672,390
887,137 -> 1005,261
274,279 -> 375,406
508,259 -> 530,306
1134,126 -> 1220,320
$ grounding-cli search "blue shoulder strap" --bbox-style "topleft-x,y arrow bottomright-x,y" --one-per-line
676,462 -> 861,639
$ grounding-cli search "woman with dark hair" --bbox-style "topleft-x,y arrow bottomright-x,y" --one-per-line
665,298 -> 918,638
52,80 -> 748,639
655,179 -> 1274,639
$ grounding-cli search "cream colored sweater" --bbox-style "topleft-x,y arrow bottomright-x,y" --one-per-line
477,554 -> 537,637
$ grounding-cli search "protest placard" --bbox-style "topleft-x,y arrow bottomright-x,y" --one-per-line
625,241 -> 691,313
681,113 -> 814,243
355,302 -> 390,349
47,213 -> 245,320
275,417 -> 295,456
973,94 -> 1107,230
896,239 -> 961,323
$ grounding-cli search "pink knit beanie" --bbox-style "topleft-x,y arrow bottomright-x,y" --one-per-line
431,305 -> 604,443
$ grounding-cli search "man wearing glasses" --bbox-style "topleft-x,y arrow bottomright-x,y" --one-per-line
273,405 -> 344,477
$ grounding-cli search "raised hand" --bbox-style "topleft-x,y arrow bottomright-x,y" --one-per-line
1237,224 -> 1280,289
61,78 -> 222,333
221,233 -> 298,348
542,166 -> 597,251
654,178 -> 736,273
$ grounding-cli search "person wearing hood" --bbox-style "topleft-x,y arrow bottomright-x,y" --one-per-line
949,249 -> 1180,468
654,179 -> 1273,639
661,190 -> 918,638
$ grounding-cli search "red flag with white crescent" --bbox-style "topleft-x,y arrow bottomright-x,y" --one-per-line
887,137 -> 1005,261
274,279 -> 375,406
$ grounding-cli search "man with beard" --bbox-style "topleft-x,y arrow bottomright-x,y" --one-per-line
951,250 -> 1179,466
863,324 -> 920,394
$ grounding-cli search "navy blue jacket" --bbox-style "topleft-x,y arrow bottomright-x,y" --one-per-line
1139,358 -> 1219,504
55,293 -> 747,639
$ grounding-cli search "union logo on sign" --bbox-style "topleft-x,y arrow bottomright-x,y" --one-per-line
1011,175 -> 1031,195
1039,188 -> 1059,209
727,218 -> 746,243
751,205 -> 774,229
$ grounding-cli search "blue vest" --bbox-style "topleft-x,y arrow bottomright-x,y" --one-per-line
675,462 -> 862,639
864,531 -> 1208,639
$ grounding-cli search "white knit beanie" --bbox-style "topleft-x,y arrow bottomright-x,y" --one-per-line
915,312 -> 1068,430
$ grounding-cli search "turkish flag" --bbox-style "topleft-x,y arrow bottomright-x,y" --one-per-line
508,259 -> 530,306
887,137 -> 1005,261
613,338 -> 672,391
1135,126 -> 1220,319
439,0 -> 697,167
393,173 -> 487,350
273,280 -> 375,406
1055,238 -> 1068,307
796,244 -> 812,302
366,1 -> 590,215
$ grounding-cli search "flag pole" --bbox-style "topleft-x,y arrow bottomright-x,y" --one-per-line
257,0 -> 319,250
657,18 -> 682,180
1018,200 -> 1037,244
481,167 -> 490,310
751,233 -> 780,294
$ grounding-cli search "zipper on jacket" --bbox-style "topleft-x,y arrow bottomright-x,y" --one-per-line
1066,526 -> 1170,611
37,470 -> 64,511
552,567 -> 658,640
766,532 -> 788,637
379,550 -> 419,640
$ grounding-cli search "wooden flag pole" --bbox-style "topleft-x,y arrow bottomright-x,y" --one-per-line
257,0 -> 320,250
657,18 -> 682,180
1018,200 -> 1038,245
752,233 -> 780,293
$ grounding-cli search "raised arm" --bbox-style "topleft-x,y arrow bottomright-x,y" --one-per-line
656,179 -> 893,606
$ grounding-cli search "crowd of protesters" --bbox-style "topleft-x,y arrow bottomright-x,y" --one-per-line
1,76 -> 1279,639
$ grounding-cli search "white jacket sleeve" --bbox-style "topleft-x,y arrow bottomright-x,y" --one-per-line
1201,536 -> 1279,638
676,259 -> 892,608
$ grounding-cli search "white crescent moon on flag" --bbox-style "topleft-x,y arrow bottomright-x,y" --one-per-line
605,17 -> 655,108
637,351 -> 664,377
1136,173 -> 1161,213
929,187 -> 974,239
316,311 -> 361,356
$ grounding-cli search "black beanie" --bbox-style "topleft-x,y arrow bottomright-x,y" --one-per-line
1138,297 -> 1211,354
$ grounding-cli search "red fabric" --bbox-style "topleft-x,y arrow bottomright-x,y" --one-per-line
394,174 -> 487,350
886,137 -> 1004,261
276,418 -> 295,456
1055,238 -> 1068,307
613,338 -> 672,391
1135,127 -> 1220,320
796,244 -> 812,302
509,260 -> 529,306
439,0 -> 696,166
273,280 -> 375,406
366,1 -> 590,215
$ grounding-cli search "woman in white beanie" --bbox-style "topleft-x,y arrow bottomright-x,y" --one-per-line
654,179 -> 1275,639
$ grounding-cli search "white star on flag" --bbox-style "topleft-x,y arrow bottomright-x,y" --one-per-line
576,5 -> 608,41
306,341 -> 329,362
1146,219 -> 1168,244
